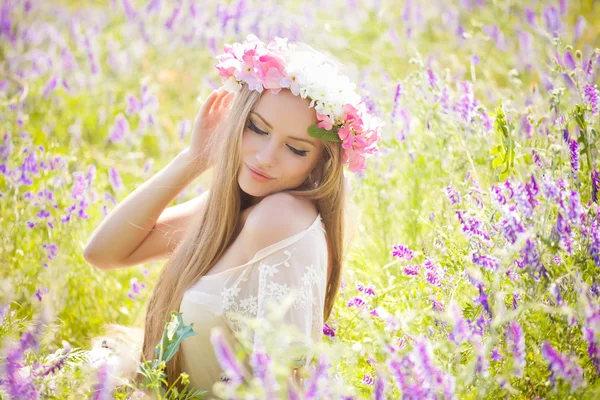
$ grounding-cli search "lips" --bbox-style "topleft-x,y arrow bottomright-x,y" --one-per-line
246,164 -> 273,179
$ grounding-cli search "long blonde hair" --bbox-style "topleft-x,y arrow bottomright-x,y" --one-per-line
138,83 -> 348,387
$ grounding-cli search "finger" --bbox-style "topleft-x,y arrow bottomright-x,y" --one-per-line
211,89 -> 230,112
199,90 -> 219,116
223,93 -> 235,109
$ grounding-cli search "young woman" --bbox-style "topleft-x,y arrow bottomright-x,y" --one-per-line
84,35 -> 381,396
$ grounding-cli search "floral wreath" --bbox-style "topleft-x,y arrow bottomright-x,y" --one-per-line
214,34 -> 384,173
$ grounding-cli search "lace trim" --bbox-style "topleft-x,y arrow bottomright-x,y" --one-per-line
221,246 -> 325,339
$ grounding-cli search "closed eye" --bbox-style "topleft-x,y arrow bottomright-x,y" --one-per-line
247,120 -> 309,157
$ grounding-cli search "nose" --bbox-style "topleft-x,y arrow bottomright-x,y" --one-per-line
255,140 -> 277,168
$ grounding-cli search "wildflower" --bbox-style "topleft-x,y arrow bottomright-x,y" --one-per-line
543,6 -> 561,33
444,186 -> 461,206
210,327 -> 246,388
472,252 -> 499,272
541,341 -> 585,389
403,264 -> 420,276
43,243 -> 58,261
568,138 -> 579,172
563,50 -> 576,70
390,83 -> 402,124
424,258 -> 442,287
391,244 -> 414,260
583,84 -> 599,115
108,113 -> 130,143
506,321 -> 525,377
592,170 -> 599,202
108,167 -> 123,191
491,349 -> 502,362
323,323 -> 336,338
347,296 -> 366,309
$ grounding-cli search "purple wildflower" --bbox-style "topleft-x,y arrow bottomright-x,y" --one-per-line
499,207 -> 526,244
127,278 -> 145,300
42,75 -> 59,98
108,167 -> 123,191
506,321 -> 525,377
444,186 -> 461,205
449,301 -> 472,344
520,115 -> 532,139
210,327 -> 246,388
472,252 -> 499,272
108,114 -> 130,143
475,285 -> 492,318
37,345 -> 71,377
356,282 -> 376,296
524,8 -> 536,26
92,362 -> 113,400
323,323 -> 336,338
550,283 -> 563,305
374,374 -> 385,399
583,327 -> 600,373
574,16 -> 586,41
424,258 -> 442,287
426,68 -> 438,89
403,264 -> 420,276
583,84 -> 599,115
563,50 -> 576,70
519,238 -> 540,269
347,296 -> 366,309
431,298 -> 445,312
362,373 -> 374,386
165,0 -> 182,30
34,287 -> 49,302
541,342 -> 585,389
391,244 -> 414,260
43,243 -> 58,261
568,138 -> 579,172
249,342 -> 276,395
592,170 -> 599,202
455,81 -> 475,122
543,7 -> 561,33
121,0 -> 137,20
304,354 -> 331,399
145,0 -> 162,13
456,211 -> 491,242
512,293 -> 520,310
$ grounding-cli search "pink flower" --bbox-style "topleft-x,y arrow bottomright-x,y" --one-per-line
316,113 -> 333,130
280,75 -> 301,96
255,54 -> 286,90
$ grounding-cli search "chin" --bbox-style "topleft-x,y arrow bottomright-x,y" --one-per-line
238,173 -> 269,198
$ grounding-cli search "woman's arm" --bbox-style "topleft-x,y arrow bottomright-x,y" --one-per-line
83,147 -> 208,270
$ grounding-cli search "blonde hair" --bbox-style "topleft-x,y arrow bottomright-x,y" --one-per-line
137,83 -> 349,388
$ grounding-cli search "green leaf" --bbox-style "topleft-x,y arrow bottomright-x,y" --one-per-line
307,124 -> 342,142
492,157 -> 504,168
160,312 -> 197,363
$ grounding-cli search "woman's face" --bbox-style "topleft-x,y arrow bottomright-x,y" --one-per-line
238,88 -> 325,203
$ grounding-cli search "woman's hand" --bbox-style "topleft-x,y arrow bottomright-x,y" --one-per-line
188,86 -> 235,170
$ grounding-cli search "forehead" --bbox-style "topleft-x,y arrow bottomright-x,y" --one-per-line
252,89 -> 318,135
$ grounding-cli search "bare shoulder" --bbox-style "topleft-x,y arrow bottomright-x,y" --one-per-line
243,192 -> 318,255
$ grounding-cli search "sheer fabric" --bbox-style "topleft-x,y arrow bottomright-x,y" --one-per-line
179,213 -> 328,395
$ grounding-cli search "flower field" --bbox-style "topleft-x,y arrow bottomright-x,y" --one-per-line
2,0 -> 600,398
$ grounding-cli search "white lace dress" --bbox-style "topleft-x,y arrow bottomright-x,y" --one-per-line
179,213 -> 328,395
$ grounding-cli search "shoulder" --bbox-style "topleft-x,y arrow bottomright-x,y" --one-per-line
243,192 -> 318,256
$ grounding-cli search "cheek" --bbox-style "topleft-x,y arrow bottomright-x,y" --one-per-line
241,130 -> 260,154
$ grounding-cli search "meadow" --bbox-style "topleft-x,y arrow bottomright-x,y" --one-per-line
1,0 -> 600,398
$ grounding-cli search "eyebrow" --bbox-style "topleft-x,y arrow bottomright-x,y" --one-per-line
250,111 -> 317,148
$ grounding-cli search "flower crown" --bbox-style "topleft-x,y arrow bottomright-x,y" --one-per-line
214,34 -> 384,173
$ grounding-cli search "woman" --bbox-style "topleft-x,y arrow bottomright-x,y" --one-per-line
84,35 -> 381,397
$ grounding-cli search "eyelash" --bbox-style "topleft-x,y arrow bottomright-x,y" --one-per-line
247,120 -> 309,157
